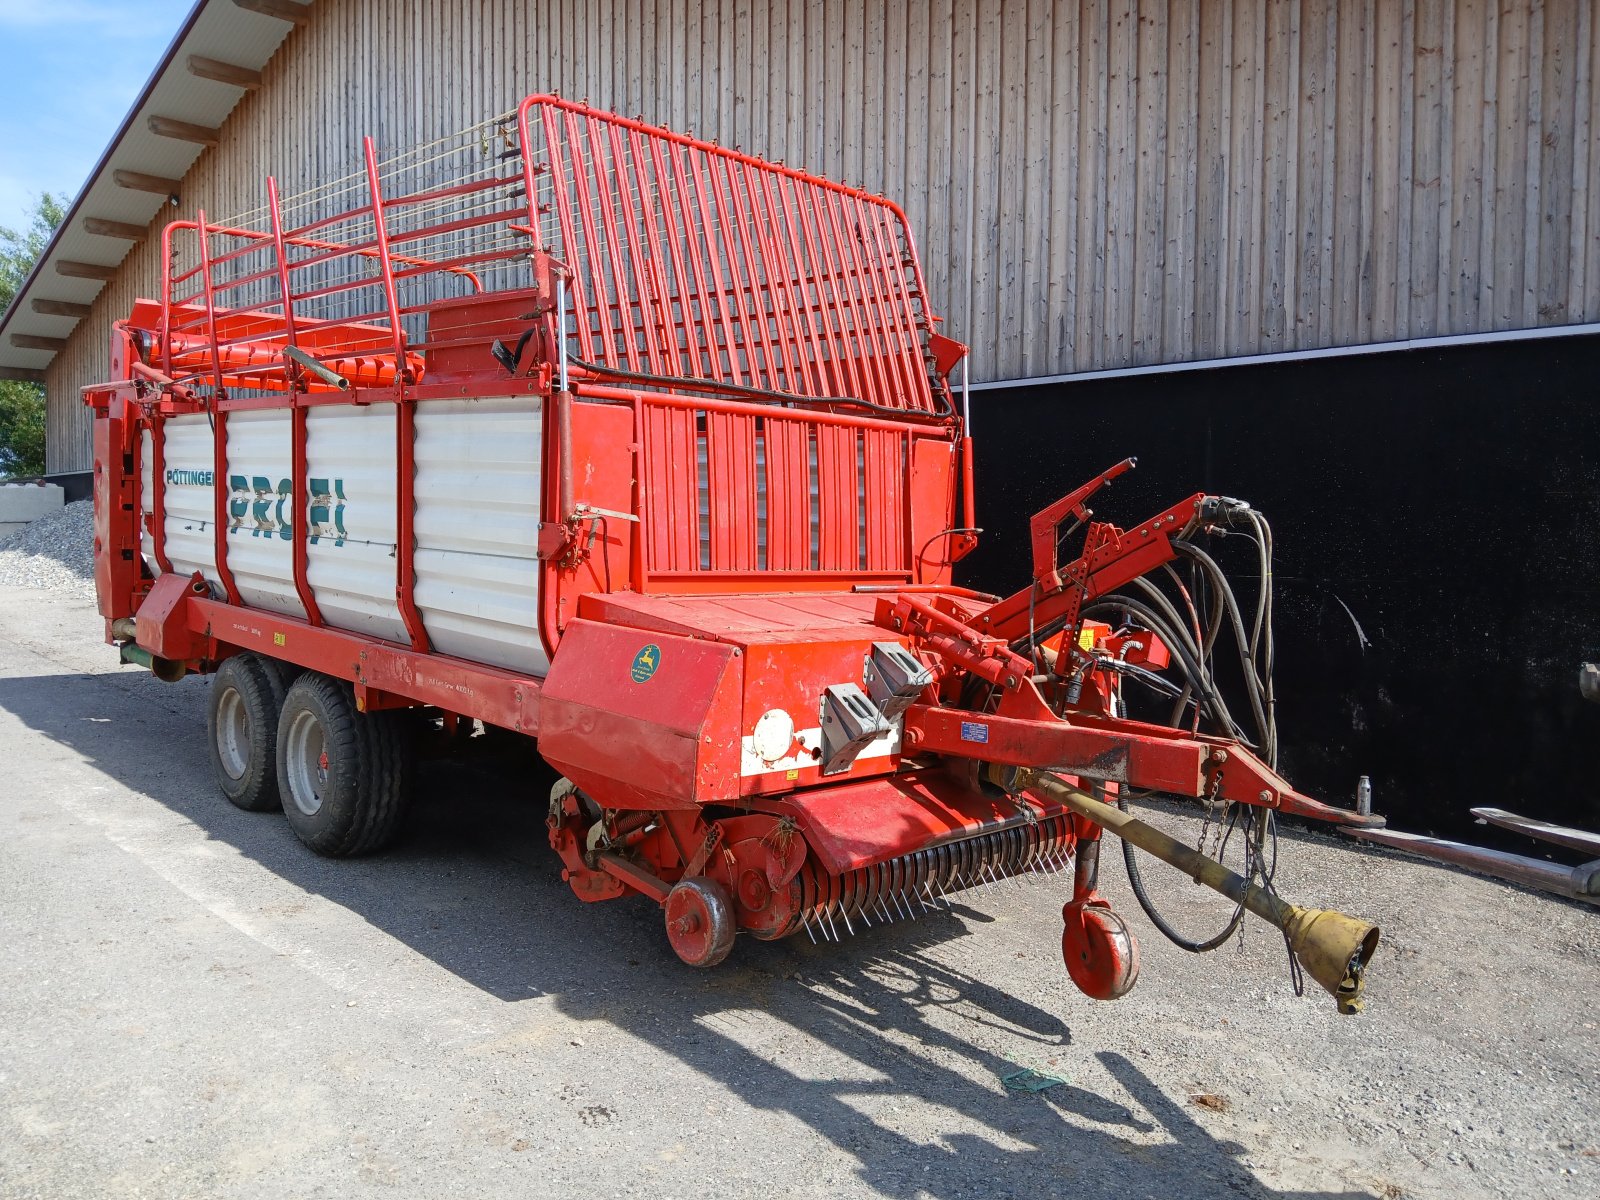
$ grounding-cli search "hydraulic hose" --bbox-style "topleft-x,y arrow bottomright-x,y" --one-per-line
1173,539 -> 1274,763
1081,594 -> 1245,741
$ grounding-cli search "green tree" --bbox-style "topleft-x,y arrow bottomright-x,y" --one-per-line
0,193 -> 67,478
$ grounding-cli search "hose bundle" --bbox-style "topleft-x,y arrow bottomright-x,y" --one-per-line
1013,501 -> 1285,954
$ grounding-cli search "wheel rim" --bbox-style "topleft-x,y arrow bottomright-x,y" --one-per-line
284,707 -> 329,817
1061,902 -> 1141,1001
664,878 -> 735,967
215,686 -> 251,781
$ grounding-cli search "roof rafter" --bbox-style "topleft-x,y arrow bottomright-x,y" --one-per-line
187,54 -> 263,89
149,116 -> 222,146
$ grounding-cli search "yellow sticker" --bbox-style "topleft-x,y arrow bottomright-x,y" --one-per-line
786,769 -> 800,781
273,632 -> 286,647
1078,628 -> 1095,650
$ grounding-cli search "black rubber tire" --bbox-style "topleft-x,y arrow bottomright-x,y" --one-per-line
258,656 -> 303,702
275,672 -> 413,857
207,655 -> 284,812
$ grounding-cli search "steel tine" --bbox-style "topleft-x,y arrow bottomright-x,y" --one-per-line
889,860 -> 909,920
801,911 -> 817,944
840,904 -> 855,937
998,851 -> 1024,889
893,889 -> 911,920
963,850 -> 982,895
878,894 -> 895,923
965,844 -> 983,895
824,905 -> 840,942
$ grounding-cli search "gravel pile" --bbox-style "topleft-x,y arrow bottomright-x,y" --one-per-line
0,499 -> 96,598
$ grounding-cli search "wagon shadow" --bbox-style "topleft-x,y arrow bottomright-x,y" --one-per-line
0,666 -> 1377,1200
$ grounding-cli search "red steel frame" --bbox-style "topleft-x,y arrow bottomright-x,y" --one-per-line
88,94 -> 966,701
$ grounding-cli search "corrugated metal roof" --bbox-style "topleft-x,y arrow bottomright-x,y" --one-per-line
0,0 -> 315,377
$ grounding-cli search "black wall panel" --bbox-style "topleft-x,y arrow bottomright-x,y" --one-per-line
962,334 -> 1600,843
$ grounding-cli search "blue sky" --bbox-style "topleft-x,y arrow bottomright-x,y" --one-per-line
0,0 -> 196,233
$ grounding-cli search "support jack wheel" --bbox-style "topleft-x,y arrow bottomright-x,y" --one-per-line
1062,900 -> 1140,1000
664,876 -> 737,968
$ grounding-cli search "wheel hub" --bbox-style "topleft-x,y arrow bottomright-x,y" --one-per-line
215,686 -> 251,781
284,708 -> 328,817
663,877 -> 736,968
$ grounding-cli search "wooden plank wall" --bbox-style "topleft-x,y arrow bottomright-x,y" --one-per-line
46,0 -> 1600,472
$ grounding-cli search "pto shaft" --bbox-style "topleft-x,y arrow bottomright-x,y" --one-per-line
1026,771 -> 1381,1013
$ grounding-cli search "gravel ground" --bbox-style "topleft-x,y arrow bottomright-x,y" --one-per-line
0,586 -> 1596,1200
0,500 -> 95,599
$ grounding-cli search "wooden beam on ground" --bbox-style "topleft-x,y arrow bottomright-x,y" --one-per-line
56,261 -> 119,282
30,300 -> 92,320
187,55 -> 263,90
0,367 -> 47,384
232,0 -> 311,26
83,218 -> 147,241
112,169 -> 182,197
148,116 -> 221,147
9,335 -> 68,353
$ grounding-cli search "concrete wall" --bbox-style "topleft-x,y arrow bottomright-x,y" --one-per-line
0,483 -> 64,540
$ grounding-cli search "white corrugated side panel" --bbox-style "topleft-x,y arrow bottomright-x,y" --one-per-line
413,395 -> 548,674
304,405 -> 409,644
224,410 -> 304,619
157,415 -> 219,583
146,400 -> 549,672
139,428 -> 153,571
